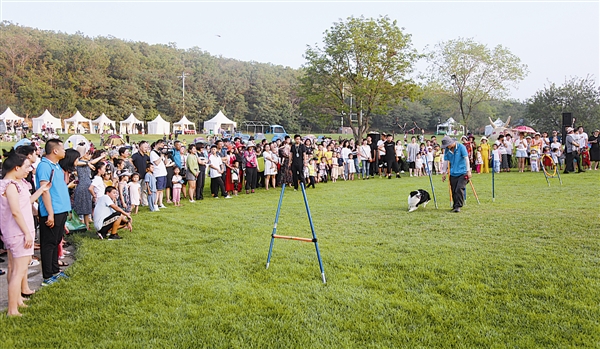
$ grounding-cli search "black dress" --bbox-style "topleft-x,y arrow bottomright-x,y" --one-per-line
589,134 -> 600,161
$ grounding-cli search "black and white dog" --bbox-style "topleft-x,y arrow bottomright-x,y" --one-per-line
407,189 -> 431,212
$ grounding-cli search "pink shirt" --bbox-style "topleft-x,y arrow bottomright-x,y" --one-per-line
0,179 -> 35,239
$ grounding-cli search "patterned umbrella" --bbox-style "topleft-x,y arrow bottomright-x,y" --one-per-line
512,126 -> 536,134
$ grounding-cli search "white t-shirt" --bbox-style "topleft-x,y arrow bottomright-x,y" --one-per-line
150,150 -> 167,177
93,195 -> 115,231
91,176 -> 105,199
578,132 -> 588,148
377,140 -> 385,157
208,154 -> 223,178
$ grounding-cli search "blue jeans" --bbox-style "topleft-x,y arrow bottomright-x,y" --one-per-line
148,192 -> 157,211
361,160 -> 370,178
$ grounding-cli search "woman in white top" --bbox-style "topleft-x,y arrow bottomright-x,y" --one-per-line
263,143 -> 278,190
89,162 -> 107,203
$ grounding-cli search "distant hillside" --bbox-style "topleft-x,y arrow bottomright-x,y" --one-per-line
0,22 -> 304,132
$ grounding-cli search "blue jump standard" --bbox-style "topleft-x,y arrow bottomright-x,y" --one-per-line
266,182 -> 326,284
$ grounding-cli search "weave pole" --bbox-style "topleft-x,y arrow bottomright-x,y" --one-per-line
266,183 -> 326,284
422,155 -> 438,209
491,153 -> 495,202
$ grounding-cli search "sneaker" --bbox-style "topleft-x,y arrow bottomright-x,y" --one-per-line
42,275 -> 58,286
28,260 -> 40,267
153,207 -> 160,212
452,207 -> 461,213
189,199 -> 195,203
224,196 -> 232,199
158,205 -> 167,209
108,234 -> 122,240
96,231 -> 104,240
56,271 -> 69,279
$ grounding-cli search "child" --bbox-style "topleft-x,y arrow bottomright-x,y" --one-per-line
492,144 -> 501,173
530,149 -> 539,172
118,172 -> 132,213
128,173 -> 141,214
145,164 -> 158,212
318,157 -> 328,183
347,153 -> 356,180
433,145 -> 442,175
103,170 -> 114,187
551,148 -> 560,170
231,161 -> 240,196
581,147 -> 591,170
550,137 -> 563,169
331,152 -> 339,182
426,146 -> 434,175
475,146 -> 483,174
171,166 -> 183,206
414,153 -> 423,177
307,159 -> 317,188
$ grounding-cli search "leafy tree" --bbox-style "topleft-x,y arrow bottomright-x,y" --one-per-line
526,76 -> 600,132
427,37 -> 528,133
299,15 -> 420,140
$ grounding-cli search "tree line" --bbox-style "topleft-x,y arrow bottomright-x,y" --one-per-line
1,20 -> 598,136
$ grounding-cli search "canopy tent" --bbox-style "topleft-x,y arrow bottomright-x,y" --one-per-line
104,134 -> 125,147
147,114 -> 170,135
485,118 -> 505,137
436,117 -> 464,136
173,115 -> 196,134
65,134 -> 90,154
119,113 -> 144,134
203,110 -> 236,135
92,113 -> 116,134
33,110 -> 62,133
64,110 -> 92,134
0,107 -> 25,122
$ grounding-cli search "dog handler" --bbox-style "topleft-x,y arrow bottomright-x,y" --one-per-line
441,135 -> 471,213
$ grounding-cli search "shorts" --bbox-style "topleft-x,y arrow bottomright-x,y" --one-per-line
1,231 -> 34,258
97,211 -> 121,236
156,176 -> 167,190
186,171 -> 197,181
516,150 -> 527,158
408,161 -> 416,169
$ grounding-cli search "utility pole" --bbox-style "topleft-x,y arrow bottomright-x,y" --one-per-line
178,72 -> 189,116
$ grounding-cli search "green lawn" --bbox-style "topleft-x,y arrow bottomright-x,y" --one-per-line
1,170 -> 599,348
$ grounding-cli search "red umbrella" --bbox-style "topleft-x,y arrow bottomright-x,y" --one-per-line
512,126 -> 536,134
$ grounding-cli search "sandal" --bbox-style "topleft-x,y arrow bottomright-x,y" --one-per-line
58,260 -> 69,267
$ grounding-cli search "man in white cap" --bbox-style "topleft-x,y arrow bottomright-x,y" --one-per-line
441,135 -> 471,212
564,127 -> 582,173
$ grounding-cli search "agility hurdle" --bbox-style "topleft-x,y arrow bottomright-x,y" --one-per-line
266,183 -> 326,284
541,154 -> 563,186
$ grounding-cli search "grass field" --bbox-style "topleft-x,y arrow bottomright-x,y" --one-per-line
1,154 -> 599,347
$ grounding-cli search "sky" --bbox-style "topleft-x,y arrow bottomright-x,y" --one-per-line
1,0 -> 598,101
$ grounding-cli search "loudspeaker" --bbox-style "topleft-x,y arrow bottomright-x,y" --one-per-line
367,132 -> 380,143
562,113 -> 573,145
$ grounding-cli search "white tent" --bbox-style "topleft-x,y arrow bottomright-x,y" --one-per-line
33,110 -> 62,133
173,115 -> 196,134
436,117 -> 464,136
91,113 -> 116,134
485,118 -> 505,137
203,110 -> 236,135
119,113 -> 144,134
0,107 -> 24,122
64,110 -> 92,134
147,114 -> 170,135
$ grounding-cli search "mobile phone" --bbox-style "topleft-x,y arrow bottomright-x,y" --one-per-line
49,169 -> 55,183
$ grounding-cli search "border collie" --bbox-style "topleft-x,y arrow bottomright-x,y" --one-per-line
408,189 -> 431,212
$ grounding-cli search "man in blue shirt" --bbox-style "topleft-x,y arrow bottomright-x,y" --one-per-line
441,135 -> 471,213
35,139 -> 71,285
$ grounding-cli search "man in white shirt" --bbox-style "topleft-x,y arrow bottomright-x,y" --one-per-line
93,186 -> 132,240
208,145 -> 230,198
150,140 -> 168,208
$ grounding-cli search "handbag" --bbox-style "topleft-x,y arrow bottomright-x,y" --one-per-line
65,210 -> 87,232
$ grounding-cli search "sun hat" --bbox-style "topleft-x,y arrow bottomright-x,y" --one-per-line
566,127 -> 574,133
440,136 -> 456,149
480,136 -> 488,141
